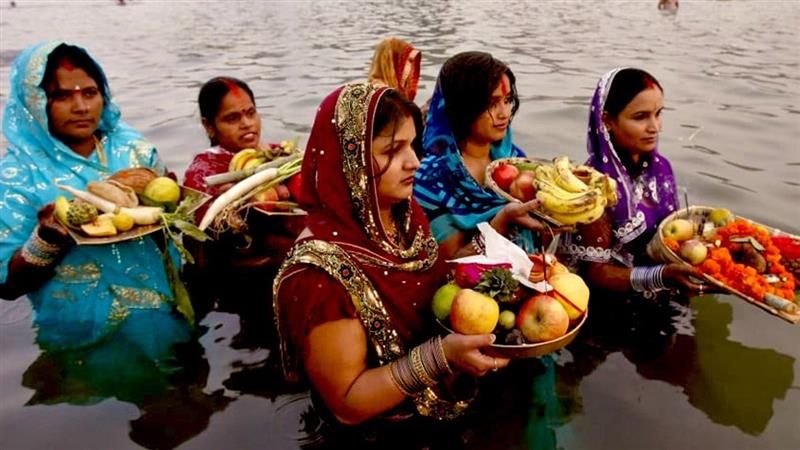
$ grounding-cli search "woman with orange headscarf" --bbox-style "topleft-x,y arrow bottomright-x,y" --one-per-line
368,38 -> 421,102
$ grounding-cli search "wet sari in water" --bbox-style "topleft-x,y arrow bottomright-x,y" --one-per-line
0,41 -> 189,351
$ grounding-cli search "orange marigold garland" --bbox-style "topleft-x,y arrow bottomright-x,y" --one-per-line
698,219 -> 796,301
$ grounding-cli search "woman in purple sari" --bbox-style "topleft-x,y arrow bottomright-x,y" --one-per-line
560,68 -> 703,296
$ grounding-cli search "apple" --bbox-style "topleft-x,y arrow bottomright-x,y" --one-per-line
662,218 -> 695,242
679,239 -> 708,265
432,283 -> 461,321
509,171 -> 536,202
708,208 -> 734,227
253,187 -> 279,211
492,163 -> 519,192
287,173 -> 303,202
516,295 -> 570,342
547,272 -> 590,323
450,289 -> 500,335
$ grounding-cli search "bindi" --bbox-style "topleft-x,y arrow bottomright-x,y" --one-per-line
59,59 -> 75,71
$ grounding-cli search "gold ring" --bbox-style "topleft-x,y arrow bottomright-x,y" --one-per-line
492,358 -> 498,372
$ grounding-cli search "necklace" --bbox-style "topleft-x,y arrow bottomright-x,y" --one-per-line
93,135 -> 107,167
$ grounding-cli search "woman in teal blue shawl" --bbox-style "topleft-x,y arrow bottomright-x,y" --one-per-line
414,51 -> 547,257
0,41 -> 189,354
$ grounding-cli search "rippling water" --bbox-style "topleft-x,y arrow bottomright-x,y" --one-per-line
1,1 -> 798,449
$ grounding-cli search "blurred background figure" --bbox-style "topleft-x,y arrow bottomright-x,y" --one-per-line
658,0 -> 679,11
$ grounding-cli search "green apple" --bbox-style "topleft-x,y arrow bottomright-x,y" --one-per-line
432,283 -> 461,321
662,218 -> 695,242
708,208 -> 734,227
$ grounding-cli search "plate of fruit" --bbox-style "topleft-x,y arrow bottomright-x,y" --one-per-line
486,156 -> 619,227
432,258 -> 589,358
648,206 -> 800,323
55,168 -> 210,245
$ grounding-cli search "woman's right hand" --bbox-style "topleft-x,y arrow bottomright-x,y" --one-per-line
442,333 -> 510,376
662,263 -> 711,294
37,204 -> 74,248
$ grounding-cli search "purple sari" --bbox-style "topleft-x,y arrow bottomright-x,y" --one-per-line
563,68 -> 679,267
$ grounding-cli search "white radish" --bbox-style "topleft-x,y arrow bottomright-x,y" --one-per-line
198,168 -> 279,230
57,184 -> 164,225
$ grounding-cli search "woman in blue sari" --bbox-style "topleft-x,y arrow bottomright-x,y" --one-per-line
0,42 -> 190,354
414,52 -> 551,258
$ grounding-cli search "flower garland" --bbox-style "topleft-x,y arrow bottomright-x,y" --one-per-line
699,219 -> 795,301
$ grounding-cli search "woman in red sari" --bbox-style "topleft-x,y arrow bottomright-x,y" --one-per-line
183,77 -> 301,324
274,83 -> 510,430
367,38 -> 421,102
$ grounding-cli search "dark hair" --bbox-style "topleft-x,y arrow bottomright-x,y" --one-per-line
603,68 -> 662,118
438,51 -> 519,142
198,77 -> 255,119
373,89 -> 424,159
41,44 -> 107,98
371,89 -> 423,177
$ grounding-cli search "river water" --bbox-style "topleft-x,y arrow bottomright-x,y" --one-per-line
0,1 -> 798,449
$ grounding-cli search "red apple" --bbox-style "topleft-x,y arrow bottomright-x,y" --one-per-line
662,218 -> 695,242
517,295 -> 570,342
450,289 -> 499,335
679,239 -> 708,265
253,187 -> 279,211
492,163 -> 520,192
509,171 -> 536,201
287,173 -> 303,201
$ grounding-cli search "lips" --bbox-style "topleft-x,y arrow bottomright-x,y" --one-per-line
69,119 -> 94,126
240,132 -> 258,142
401,175 -> 416,185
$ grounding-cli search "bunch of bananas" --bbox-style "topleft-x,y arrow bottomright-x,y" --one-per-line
228,140 -> 301,172
533,156 -> 618,226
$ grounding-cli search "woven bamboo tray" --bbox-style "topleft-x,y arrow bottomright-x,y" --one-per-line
484,157 -> 565,227
647,206 -> 800,324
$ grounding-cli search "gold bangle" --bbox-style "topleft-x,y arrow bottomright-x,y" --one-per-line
410,345 -> 436,387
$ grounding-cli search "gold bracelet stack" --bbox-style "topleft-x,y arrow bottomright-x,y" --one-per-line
388,336 -> 453,397
20,226 -> 64,267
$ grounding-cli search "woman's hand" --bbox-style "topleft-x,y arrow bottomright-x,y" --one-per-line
490,200 -> 573,236
663,263 -> 716,295
442,333 -> 510,376
37,204 -> 74,248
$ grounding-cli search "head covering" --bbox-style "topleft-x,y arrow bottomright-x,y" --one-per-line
586,68 -> 679,247
368,38 -> 421,101
413,74 -> 535,252
275,83 -> 445,379
0,41 -> 184,350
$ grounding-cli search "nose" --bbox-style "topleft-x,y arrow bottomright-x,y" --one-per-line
71,93 -> 89,112
403,144 -> 420,171
647,116 -> 660,133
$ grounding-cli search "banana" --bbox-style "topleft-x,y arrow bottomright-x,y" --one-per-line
553,156 -> 589,193
534,177 -> 592,201
537,188 -> 602,215
241,156 -> 266,170
548,195 -> 608,225
601,176 -> 618,206
229,148 -> 259,172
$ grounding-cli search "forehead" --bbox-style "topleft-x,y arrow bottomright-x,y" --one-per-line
622,87 -> 664,112
218,90 -> 255,113
50,66 -> 97,89
491,74 -> 511,96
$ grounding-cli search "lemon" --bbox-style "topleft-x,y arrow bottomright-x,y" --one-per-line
143,177 -> 181,204
112,211 -> 135,231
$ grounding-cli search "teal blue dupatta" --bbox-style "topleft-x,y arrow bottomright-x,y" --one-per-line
0,41 -> 189,351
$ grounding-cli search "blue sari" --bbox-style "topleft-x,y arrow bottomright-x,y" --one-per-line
0,41 -> 189,351
413,82 -> 536,252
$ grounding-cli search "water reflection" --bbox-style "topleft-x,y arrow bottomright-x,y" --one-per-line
22,333 -> 232,449
635,297 -> 794,436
